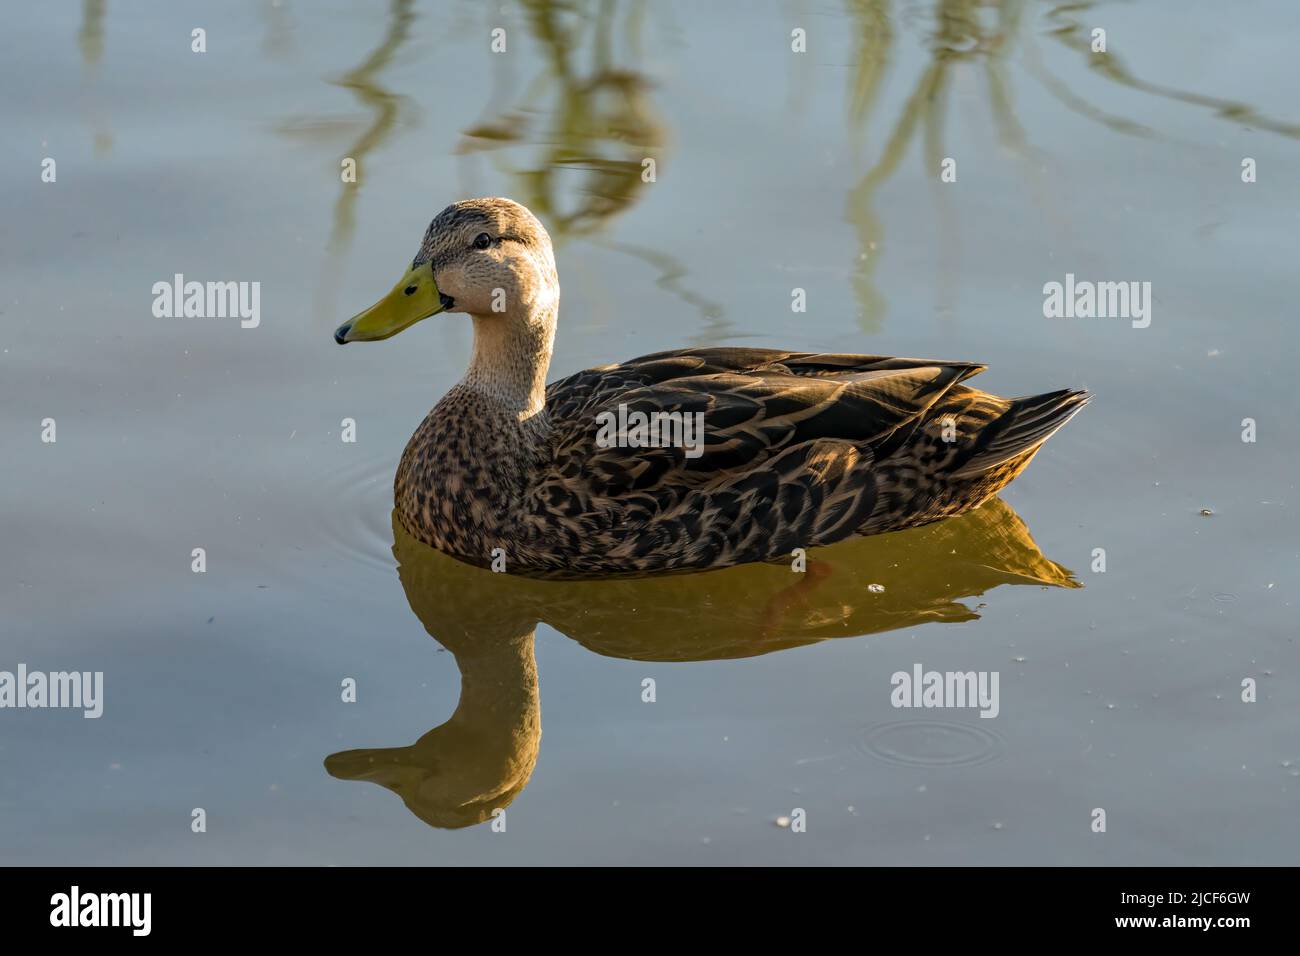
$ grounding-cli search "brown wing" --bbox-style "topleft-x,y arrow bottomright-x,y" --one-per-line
523,350 -> 985,574
544,347 -> 986,419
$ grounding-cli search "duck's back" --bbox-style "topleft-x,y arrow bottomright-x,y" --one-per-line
490,348 -> 1088,577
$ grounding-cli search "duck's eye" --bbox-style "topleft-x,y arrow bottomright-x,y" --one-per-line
473,233 -> 493,250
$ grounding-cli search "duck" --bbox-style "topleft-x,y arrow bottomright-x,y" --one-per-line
334,197 -> 1088,578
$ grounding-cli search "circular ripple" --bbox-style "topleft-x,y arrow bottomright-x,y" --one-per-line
315,452 -> 400,573
857,719 -> 1005,768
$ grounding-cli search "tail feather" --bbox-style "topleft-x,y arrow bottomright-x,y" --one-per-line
952,388 -> 1090,478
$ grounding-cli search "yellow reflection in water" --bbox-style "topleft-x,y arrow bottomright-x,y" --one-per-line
290,0 -> 723,335
460,0 -> 663,238
842,0 -> 1300,332
296,0 -> 417,318
78,0 -> 113,156
844,0 -> 1054,331
78,0 -> 105,67
326,497 -> 1077,830
1037,2 -> 1300,139
458,0 -> 727,339
324,0 -> 416,257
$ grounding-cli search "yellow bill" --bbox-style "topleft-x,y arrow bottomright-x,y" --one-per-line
334,263 -> 446,344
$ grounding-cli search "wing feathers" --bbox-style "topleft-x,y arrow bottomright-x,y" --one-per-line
526,349 -> 1084,572
952,389 -> 1090,478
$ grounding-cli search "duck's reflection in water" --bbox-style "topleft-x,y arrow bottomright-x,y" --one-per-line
325,498 -> 1077,829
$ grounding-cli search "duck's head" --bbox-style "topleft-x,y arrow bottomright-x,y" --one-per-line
334,197 -> 558,344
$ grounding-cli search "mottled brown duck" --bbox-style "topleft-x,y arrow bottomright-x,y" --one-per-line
334,198 -> 1088,578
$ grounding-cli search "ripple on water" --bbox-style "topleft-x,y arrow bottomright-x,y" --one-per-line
315,453 -> 399,573
857,719 -> 1005,768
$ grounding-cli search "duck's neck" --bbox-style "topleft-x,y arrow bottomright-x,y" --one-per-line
461,306 -> 557,420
